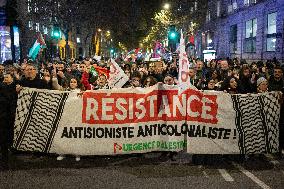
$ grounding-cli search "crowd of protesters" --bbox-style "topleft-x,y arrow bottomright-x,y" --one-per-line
0,56 -> 284,167
0,56 -> 283,93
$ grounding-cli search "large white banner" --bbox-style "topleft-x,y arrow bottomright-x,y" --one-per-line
13,86 -> 281,155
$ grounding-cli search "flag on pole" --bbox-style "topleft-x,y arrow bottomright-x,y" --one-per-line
108,59 -> 129,88
28,32 -> 46,60
178,30 -> 195,94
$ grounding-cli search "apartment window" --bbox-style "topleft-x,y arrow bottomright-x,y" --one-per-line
217,1 -> 221,17
232,0 -> 238,10
244,0 -> 256,6
77,37 -> 81,43
267,12 -> 277,51
244,18 -> 257,53
194,1 -> 198,11
228,0 -> 237,13
207,33 -> 213,46
206,10 -> 211,22
35,23 -> 40,32
27,0 -> 31,13
28,21 -> 33,30
230,25 -> 238,53
43,26 -> 48,34
228,4 -> 233,13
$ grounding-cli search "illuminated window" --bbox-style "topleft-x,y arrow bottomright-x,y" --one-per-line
43,26 -> 48,34
35,23 -> 40,32
244,0 -> 256,6
217,1 -> 221,17
28,5 -> 31,12
77,37 -> 81,43
267,12 -> 277,51
206,10 -> 211,22
228,0 -> 237,13
232,0 -> 238,10
28,21 -> 33,30
244,18 -> 257,53
230,25 -> 238,53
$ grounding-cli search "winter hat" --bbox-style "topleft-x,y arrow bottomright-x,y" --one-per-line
257,77 -> 267,87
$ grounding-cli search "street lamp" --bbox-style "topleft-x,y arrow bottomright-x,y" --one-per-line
163,3 -> 170,10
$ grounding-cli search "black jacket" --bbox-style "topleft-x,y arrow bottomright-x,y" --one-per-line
269,77 -> 284,91
19,77 -> 49,89
0,83 -> 16,145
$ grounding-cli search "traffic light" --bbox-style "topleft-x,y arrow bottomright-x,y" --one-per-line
51,26 -> 61,39
168,25 -> 179,52
110,48 -> 114,53
168,25 -> 178,41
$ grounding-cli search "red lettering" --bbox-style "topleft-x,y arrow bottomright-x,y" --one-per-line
82,88 -> 218,125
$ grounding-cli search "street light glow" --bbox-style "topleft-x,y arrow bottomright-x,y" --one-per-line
98,28 -> 102,32
164,3 -> 170,10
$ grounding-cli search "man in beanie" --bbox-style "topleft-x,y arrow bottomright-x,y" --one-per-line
257,77 -> 268,93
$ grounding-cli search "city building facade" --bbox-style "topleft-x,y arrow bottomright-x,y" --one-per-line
0,0 -> 19,63
17,0 -> 79,61
195,0 -> 284,63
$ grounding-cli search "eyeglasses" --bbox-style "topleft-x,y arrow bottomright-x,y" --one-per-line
27,68 -> 36,71
132,79 -> 140,82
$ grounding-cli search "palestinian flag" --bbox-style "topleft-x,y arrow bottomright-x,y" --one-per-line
90,65 -> 110,78
28,32 -> 46,60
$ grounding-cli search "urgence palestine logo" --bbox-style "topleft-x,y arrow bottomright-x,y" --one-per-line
113,140 -> 187,153
114,143 -> 122,153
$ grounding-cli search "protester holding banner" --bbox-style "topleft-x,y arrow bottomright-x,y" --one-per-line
257,77 -> 269,93
0,85 -> 10,169
0,75 -> 18,169
220,76 -> 242,94
94,74 -> 109,90
16,63 -> 49,91
269,66 -> 284,92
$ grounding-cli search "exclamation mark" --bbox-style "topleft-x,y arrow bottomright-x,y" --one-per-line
233,129 -> 237,139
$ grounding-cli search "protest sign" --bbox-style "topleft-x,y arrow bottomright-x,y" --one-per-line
13,86 -> 281,155
108,59 -> 129,88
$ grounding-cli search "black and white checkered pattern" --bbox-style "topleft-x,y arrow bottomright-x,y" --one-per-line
13,88 -> 69,153
232,92 -> 281,154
